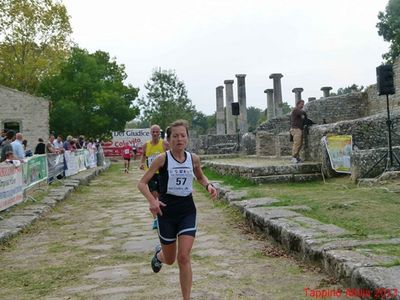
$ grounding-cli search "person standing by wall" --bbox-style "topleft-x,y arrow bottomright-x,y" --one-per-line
137,120 -> 217,300
290,100 -> 307,163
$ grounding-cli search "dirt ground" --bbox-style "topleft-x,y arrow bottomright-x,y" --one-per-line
0,160 -> 358,300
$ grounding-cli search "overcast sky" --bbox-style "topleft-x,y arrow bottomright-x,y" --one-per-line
63,0 -> 389,116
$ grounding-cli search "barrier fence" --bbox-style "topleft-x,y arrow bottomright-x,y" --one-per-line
0,149 -> 106,212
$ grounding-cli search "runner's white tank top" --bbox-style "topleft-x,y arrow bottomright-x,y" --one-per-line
166,150 -> 193,197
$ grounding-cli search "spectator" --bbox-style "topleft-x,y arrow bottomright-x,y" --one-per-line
22,139 -> 33,157
0,130 -> 15,162
11,132 -> 25,160
34,138 -> 46,154
63,135 -> 73,150
0,129 -> 7,146
53,135 -> 63,149
46,134 -> 57,153
4,151 -> 21,167
78,135 -> 86,149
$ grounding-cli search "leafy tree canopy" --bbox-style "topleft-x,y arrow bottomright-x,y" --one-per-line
247,106 -> 264,132
139,68 -> 196,130
336,84 -> 364,95
377,0 -> 400,62
38,47 -> 139,138
0,0 -> 72,93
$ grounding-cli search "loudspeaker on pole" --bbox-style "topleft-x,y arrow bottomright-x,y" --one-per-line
376,65 -> 395,96
232,102 -> 240,115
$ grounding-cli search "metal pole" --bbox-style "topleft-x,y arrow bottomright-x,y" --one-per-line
386,94 -> 394,168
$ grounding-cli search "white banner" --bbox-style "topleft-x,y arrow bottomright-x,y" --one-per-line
111,129 -> 151,148
0,164 -> 23,211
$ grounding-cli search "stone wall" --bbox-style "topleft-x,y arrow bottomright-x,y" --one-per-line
0,85 -> 50,149
305,92 -> 368,124
366,57 -> 400,115
190,134 -> 239,155
304,110 -> 400,162
351,146 -> 400,180
257,115 -> 290,134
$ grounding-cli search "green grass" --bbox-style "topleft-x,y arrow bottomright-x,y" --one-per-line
236,177 -> 400,238
203,167 -> 256,189
202,168 -> 400,238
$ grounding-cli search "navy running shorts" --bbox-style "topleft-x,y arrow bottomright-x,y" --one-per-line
157,213 -> 197,245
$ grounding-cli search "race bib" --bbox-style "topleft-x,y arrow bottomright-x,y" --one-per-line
167,168 -> 193,196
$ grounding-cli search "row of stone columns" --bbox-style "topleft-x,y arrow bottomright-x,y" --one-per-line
215,75 -> 248,135
216,74 -> 334,135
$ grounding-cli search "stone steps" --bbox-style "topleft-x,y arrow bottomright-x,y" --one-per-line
251,173 -> 322,184
203,159 -> 323,183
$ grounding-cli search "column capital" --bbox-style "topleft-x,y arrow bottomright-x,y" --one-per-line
320,86 -> 332,91
292,87 -> 304,93
224,80 -> 234,84
264,89 -> 274,94
269,73 -> 283,79
216,86 -> 224,90
235,74 -> 246,78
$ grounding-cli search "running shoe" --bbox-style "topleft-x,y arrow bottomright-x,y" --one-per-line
151,244 -> 162,273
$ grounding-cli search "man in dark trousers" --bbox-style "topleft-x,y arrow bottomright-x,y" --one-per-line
290,100 -> 307,163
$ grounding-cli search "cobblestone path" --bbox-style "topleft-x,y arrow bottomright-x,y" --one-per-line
0,161 -> 354,300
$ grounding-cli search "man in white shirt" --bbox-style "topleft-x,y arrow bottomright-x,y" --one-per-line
11,132 -> 25,160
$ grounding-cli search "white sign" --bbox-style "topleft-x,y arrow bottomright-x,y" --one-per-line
111,129 -> 151,147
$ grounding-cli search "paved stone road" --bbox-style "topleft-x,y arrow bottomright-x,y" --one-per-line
0,161 -> 355,300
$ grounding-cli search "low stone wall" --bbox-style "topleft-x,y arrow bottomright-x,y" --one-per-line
257,115 -> 290,134
305,92 -> 368,124
351,146 -> 400,180
190,134 -> 239,155
305,110 -> 400,162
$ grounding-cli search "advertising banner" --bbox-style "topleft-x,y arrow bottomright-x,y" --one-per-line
324,135 -> 353,174
103,128 -> 151,157
0,164 -> 23,211
47,153 -> 65,182
64,151 -> 79,177
23,155 -> 48,189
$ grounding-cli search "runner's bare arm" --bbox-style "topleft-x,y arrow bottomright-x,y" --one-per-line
137,153 -> 167,215
139,143 -> 147,169
192,154 -> 217,199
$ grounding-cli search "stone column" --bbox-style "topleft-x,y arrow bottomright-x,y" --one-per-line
224,80 -> 236,134
308,97 -> 316,102
264,89 -> 274,120
235,74 -> 248,133
269,73 -> 284,117
321,86 -> 332,98
216,86 -> 225,135
292,88 -> 304,104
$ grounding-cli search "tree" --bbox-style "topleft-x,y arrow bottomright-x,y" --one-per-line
247,106 -> 264,132
192,111 -> 209,135
38,47 -> 139,138
377,0 -> 400,63
139,68 -> 196,130
0,0 -> 72,93
282,102 -> 292,115
336,84 -> 364,95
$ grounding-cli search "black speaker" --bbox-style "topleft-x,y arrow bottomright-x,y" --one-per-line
232,102 -> 240,115
376,65 -> 395,95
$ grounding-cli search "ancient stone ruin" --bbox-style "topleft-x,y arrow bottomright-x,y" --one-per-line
192,57 -> 400,181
